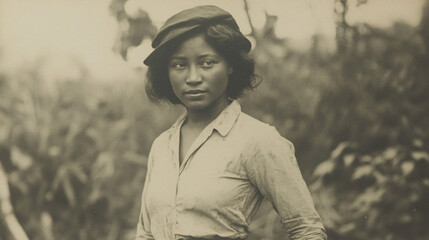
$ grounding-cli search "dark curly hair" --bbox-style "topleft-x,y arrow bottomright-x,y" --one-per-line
145,23 -> 260,104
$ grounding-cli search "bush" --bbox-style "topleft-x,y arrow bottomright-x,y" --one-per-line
312,141 -> 429,240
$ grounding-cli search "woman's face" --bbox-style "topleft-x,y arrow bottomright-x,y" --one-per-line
168,34 -> 232,114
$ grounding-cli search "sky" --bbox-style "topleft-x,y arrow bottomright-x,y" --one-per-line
0,0 -> 425,81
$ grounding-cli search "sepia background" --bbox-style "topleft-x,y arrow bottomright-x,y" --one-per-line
0,0 -> 428,239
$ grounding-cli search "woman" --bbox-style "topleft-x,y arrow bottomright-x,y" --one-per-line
136,5 -> 327,240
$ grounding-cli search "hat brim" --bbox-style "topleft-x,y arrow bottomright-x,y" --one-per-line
143,24 -> 201,66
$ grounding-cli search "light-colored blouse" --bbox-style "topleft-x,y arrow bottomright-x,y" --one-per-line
136,101 -> 327,240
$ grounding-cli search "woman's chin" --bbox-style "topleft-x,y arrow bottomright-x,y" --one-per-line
183,101 -> 209,111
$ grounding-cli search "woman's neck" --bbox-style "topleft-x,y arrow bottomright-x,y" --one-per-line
185,99 -> 231,127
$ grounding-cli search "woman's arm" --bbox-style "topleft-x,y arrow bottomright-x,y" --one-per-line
244,129 -> 327,240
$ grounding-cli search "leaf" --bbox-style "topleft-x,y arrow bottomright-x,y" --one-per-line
343,154 -> 355,167
383,147 -> 398,160
0,164 -> 11,200
338,222 -> 356,234
373,171 -> 387,184
356,0 -> 368,7
123,151 -> 147,165
47,146 -> 61,158
313,160 -> 335,177
92,152 -> 115,182
352,165 -> 373,180
41,211 -> 54,240
352,187 -> 384,211
411,151 -> 429,162
399,214 -> 412,223
52,164 -> 82,207
401,161 -> 414,176
330,142 -> 355,159
412,139 -> 424,148
62,175 -> 76,207
11,146 -> 33,170
52,166 -> 67,191
360,155 -> 372,163
69,165 -> 88,184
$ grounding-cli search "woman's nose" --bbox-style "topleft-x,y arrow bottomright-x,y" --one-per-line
185,65 -> 202,85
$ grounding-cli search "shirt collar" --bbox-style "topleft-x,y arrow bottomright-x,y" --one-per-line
168,100 -> 241,150
210,100 -> 241,137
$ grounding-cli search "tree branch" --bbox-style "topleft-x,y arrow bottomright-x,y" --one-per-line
243,0 -> 256,37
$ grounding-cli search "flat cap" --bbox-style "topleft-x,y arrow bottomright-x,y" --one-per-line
143,5 -> 251,66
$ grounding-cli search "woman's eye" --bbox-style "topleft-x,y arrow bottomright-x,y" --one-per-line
201,60 -> 215,68
171,62 -> 186,70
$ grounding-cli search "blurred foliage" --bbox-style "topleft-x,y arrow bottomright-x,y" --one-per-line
1,0 -> 428,239
109,0 -> 157,59
312,142 -> 429,240
309,0 -> 429,239
0,59 -> 180,239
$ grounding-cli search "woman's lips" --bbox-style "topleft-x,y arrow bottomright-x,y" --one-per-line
185,89 -> 206,94
185,90 -> 207,98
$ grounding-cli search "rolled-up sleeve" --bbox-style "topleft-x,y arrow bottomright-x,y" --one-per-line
244,128 -> 327,240
135,147 -> 155,240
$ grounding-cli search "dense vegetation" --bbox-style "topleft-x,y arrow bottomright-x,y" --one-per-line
1,0 -> 428,239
